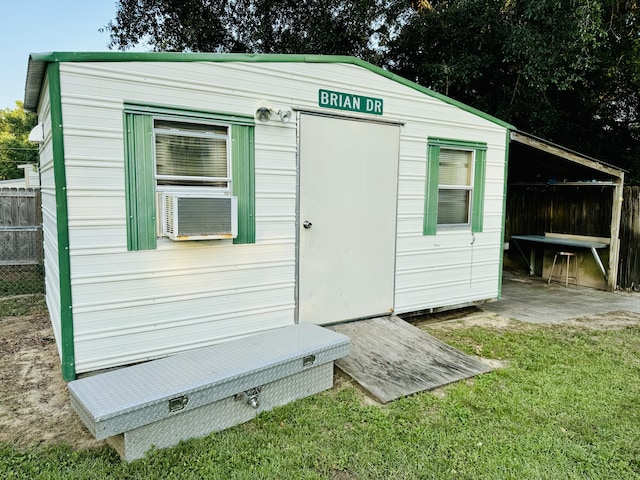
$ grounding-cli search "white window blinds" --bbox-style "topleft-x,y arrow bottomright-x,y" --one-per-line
154,120 -> 230,187
438,149 -> 473,225
438,149 -> 472,186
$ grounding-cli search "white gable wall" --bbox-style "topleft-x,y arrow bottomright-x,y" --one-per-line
53,60 -> 506,373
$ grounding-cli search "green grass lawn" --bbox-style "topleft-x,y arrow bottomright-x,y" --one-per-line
2,319 -> 639,479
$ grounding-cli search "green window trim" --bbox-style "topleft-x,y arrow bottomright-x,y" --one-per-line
472,148 -> 486,233
231,124 -> 256,245
124,113 -> 157,251
424,144 -> 440,236
124,103 -> 255,126
424,137 -> 487,236
123,104 -> 256,250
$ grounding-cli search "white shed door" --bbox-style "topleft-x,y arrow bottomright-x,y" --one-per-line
298,114 -> 400,325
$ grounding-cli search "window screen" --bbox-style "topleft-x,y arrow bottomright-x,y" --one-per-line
438,149 -> 473,225
437,190 -> 471,224
154,120 -> 230,188
438,150 -> 472,186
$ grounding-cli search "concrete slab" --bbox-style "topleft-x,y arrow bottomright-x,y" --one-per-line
482,272 -> 640,323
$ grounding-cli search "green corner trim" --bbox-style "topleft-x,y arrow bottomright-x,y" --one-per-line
25,52 -> 515,130
498,130 -> 511,298
48,63 -> 76,381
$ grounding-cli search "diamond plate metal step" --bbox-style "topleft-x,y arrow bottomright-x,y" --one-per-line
68,324 -> 350,460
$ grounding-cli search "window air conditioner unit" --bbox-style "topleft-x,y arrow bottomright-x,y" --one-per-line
161,193 -> 238,241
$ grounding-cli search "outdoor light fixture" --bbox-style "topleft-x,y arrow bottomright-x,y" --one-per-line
255,106 -> 272,122
277,109 -> 292,124
255,102 -> 292,124
28,123 -> 44,144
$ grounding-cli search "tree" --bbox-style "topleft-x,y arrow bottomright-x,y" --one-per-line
572,0 -> 640,180
388,0 -> 606,131
105,0 -> 640,182
387,0 -> 639,181
0,101 -> 38,180
105,0 -> 408,62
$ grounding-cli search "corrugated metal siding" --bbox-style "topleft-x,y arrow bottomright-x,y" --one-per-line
395,132 -> 506,312
58,62 -> 301,372
393,107 -> 506,312
54,61 -> 506,372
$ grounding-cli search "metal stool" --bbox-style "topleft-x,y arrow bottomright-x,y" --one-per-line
548,251 -> 578,286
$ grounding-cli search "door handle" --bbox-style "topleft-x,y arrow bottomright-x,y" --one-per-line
303,221 -> 312,229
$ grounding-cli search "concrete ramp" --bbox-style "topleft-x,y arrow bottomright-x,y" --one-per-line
329,316 -> 492,403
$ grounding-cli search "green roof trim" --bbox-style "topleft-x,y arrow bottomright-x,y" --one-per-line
24,52 -> 514,129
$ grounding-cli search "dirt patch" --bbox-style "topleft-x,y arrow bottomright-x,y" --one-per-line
420,309 -> 640,333
0,302 -> 103,450
477,357 -> 510,369
333,369 -> 383,406
416,310 -> 522,331
562,310 -> 640,330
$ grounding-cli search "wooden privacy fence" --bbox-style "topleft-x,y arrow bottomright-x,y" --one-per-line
618,186 -> 640,291
0,187 -> 44,296
505,185 -> 612,239
506,185 -> 640,291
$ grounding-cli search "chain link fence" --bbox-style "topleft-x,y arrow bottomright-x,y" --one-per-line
0,187 -> 45,297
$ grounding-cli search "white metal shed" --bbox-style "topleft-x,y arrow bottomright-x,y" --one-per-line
24,52 -> 512,380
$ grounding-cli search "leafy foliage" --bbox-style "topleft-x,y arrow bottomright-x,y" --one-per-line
0,102 -> 38,180
106,0 -> 408,61
105,0 -> 640,182
389,0 -> 639,179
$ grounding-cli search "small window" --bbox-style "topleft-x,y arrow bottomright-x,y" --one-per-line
123,106 -> 256,251
154,119 -> 231,190
424,138 -> 487,235
437,149 -> 473,225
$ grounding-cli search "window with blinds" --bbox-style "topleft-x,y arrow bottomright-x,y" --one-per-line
437,149 -> 473,225
424,138 -> 486,235
154,119 -> 231,189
